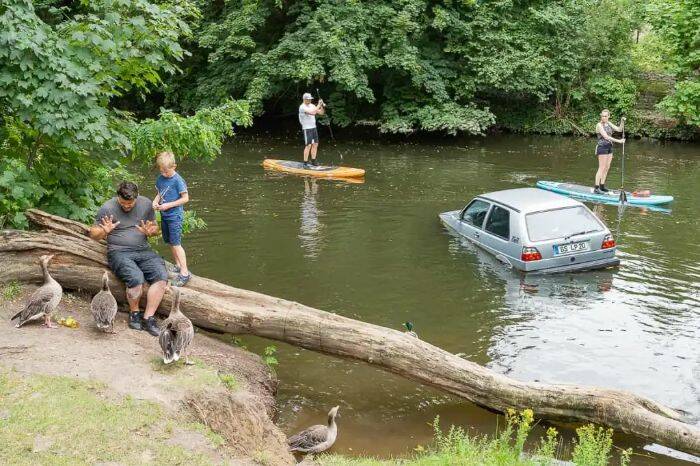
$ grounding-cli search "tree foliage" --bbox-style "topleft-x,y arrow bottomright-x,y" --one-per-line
646,0 -> 700,126
166,0 -> 645,135
0,0 -> 251,228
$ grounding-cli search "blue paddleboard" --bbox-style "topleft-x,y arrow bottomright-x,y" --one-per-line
536,181 -> 674,206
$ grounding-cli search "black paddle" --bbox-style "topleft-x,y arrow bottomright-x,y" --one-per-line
619,116 -> 627,204
316,88 -> 342,162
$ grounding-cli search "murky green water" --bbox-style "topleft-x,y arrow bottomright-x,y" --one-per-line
160,134 -> 699,464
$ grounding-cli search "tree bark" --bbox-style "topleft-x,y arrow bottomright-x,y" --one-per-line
1,209 -> 699,457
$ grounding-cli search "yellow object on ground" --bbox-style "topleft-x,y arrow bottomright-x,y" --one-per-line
262,159 -> 365,179
58,316 -> 79,328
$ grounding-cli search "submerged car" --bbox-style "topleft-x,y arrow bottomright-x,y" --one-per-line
439,188 -> 619,273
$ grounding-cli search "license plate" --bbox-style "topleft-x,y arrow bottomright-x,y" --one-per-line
555,241 -> 589,255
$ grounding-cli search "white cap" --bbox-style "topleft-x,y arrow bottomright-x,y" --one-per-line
302,92 -> 313,100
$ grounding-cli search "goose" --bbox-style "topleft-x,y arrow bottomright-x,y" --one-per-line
159,287 -> 194,364
403,321 -> 418,338
288,406 -> 340,454
11,254 -> 62,328
91,271 -> 118,333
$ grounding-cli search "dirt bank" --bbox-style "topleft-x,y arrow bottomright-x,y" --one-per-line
0,285 -> 295,465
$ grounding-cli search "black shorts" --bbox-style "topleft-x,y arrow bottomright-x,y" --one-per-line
596,142 -> 613,156
107,250 -> 168,288
303,128 -> 319,146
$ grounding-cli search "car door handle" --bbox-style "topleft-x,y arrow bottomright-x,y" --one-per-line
473,232 -> 480,238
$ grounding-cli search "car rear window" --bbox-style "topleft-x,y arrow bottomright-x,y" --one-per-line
526,206 -> 603,242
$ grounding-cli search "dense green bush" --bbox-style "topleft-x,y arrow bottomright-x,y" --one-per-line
0,0 -> 251,229
646,0 -> 700,126
166,0 -> 646,136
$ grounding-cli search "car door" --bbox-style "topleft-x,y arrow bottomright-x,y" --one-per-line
480,204 -> 516,264
458,199 -> 491,245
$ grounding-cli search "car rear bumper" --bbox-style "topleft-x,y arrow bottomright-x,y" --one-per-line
529,256 -> 620,274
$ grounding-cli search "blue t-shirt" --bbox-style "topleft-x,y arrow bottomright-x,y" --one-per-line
155,172 -> 188,219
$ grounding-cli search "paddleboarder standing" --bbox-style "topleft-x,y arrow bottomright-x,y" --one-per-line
594,109 -> 625,194
299,92 -> 325,168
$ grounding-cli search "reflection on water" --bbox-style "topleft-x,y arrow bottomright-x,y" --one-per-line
167,134 -> 700,464
299,178 -> 323,258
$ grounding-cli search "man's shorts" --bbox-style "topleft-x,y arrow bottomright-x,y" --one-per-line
107,250 -> 168,288
303,127 -> 319,146
161,215 -> 183,246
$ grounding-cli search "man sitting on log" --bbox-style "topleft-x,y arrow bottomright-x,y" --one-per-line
88,181 -> 166,336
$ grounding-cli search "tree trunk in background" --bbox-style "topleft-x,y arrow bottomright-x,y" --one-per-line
1,209 -> 699,457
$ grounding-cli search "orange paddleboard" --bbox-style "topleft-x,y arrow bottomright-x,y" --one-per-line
263,159 -> 365,179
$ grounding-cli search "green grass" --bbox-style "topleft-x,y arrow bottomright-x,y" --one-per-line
0,370 -> 216,465
150,357 -> 221,391
318,410 -> 631,466
150,358 -> 241,394
218,373 -> 239,391
2,281 -> 21,300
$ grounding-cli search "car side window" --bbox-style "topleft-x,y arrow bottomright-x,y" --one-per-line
461,200 -> 490,228
485,205 -> 510,240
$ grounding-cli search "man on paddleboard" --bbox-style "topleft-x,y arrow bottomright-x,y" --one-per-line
299,92 -> 326,168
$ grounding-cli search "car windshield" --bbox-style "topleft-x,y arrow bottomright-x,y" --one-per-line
526,206 -> 603,242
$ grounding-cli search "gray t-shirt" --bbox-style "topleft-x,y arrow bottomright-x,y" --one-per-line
299,103 -> 316,129
94,196 -> 155,252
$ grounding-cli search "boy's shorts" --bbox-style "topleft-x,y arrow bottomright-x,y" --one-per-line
107,250 -> 168,288
161,215 -> 183,246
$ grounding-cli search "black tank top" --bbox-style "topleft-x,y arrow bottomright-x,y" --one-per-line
597,122 -> 613,145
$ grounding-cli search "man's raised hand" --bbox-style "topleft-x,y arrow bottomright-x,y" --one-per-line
136,220 -> 158,236
99,215 -> 120,235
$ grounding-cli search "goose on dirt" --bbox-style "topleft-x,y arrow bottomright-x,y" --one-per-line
91,271 -> 118,333
11,254 -> 62,329
159,287 -> 194,365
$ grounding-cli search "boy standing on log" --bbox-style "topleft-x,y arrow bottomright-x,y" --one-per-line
152,151 -> 191,287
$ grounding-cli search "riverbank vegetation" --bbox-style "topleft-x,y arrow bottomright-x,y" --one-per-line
320,410 -> 632,466
1,0 -> 696,228
168,0 -> 698,139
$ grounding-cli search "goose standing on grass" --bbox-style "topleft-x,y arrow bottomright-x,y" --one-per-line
91,271 -> 118,333
11,254 -> 62,328
159,287 -> 194,364
288,406 -> 340,454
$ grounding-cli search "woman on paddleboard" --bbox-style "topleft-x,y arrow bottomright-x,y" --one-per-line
594,109 -> 625,194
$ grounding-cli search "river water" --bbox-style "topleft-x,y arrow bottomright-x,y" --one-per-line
162,134 -> 699,464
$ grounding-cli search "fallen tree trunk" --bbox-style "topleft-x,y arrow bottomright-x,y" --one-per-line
1,209 -> 699,457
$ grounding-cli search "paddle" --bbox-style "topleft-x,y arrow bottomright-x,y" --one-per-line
316,88 -> 343,162
619,116 -> 627,204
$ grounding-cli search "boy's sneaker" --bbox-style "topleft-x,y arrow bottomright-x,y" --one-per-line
143,316 -> 160,337
128,311 -> 143,331
302,162 -> 310,169
311,159 -> 318,167
172,273 -> 192,287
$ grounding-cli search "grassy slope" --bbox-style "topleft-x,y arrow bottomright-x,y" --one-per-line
0,370 -> 224,465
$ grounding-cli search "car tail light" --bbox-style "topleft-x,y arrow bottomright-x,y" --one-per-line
601,234 -> 616,249
521,247 -> 542,262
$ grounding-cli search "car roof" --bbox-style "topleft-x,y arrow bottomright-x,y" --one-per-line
476,188 -> 581,213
